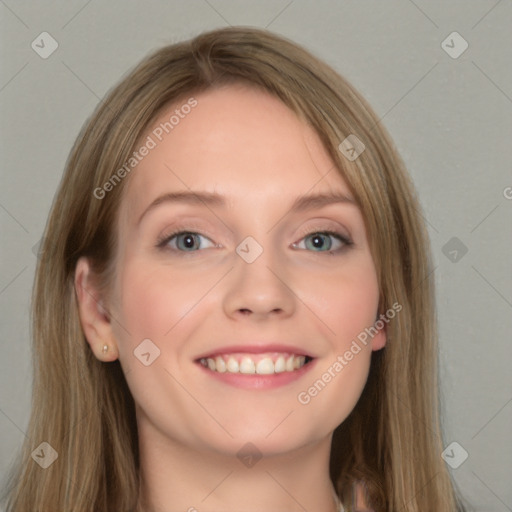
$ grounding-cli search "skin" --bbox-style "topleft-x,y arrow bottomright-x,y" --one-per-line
75,83 -> 385,512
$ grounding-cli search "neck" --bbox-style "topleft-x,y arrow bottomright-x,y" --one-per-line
136,418 -> 340,512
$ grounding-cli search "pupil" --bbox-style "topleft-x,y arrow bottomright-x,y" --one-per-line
183,234 -> 195,248
313,235 -> 324,248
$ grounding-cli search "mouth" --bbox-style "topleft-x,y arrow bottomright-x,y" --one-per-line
197,352 -> 314,375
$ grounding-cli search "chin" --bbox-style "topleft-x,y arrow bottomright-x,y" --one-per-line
195,418 -> 332,461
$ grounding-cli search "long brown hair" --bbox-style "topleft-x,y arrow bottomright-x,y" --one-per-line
1,26 -> 467,511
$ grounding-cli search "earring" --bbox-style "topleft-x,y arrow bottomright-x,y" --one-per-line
102,344 -> 109,354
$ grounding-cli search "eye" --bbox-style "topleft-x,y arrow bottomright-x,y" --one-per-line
156,228 -> 352,254
157,231 -> 217,252
292,230 -> 352,253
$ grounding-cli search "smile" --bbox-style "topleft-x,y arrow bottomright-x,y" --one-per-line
198,352 -> 313,375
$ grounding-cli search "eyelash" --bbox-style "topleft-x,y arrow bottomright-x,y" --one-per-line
156,226 -> 353,255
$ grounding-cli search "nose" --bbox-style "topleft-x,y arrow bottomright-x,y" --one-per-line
222,241 -> 296,321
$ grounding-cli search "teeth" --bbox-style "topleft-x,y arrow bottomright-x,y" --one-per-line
201,354 -> 309,374
226,357 -> 239,373
239,357 -> 256,374
256,357 -> 274,375
294,356 -> 305,369
274,356 -> 286,373
215,356 -> 226,373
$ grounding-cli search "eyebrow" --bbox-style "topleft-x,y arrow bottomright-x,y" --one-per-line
137,190 -> 356,225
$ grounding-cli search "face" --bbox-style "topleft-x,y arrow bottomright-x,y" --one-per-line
100,84 -> 385,457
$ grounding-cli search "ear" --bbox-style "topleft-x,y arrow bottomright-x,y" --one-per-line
74,256 -> 118,361
371,314 -> 387,352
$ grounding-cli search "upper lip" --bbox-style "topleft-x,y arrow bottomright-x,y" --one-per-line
195,343 -> 316,361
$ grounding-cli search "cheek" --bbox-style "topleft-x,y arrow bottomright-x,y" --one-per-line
112,258 -> 216,349
292,259 -> 379,414
297,272 -> 378,425
303,259 -> 380,348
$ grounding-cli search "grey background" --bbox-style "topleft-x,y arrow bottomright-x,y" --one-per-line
1,1 -> 511,510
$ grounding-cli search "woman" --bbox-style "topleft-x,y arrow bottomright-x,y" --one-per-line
1,27 -> 467,511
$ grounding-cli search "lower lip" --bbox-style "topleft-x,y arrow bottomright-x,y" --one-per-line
196,359 -> 317,390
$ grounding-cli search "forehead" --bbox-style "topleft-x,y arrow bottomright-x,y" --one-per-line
120,84 -> 353,221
